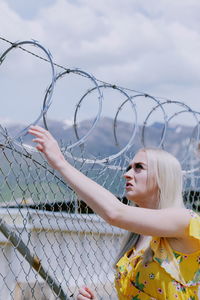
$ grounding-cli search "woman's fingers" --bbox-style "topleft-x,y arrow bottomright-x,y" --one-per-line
29,125 -> 53,139
29,125 -> 46,132
76,287 -> 96,299
29,131 -> 45,139
32,138 -> 44,144
36,144 -> 44,152
28,125 -> 66,170
29,127 -> 55,148
31,137 -> 46,152
85,287 -> 96,298
29,127 -> 49,138
78,287 -> 92,297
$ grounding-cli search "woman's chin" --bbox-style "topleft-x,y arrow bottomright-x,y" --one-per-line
125,192 -> 137,202
125,193 -> 142,206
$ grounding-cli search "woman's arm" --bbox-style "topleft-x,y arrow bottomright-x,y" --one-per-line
28,126 -> 191,238
28,125 -> 123,224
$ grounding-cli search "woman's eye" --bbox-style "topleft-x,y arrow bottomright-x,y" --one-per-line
125,165 -> 131,172
135,163 -> 143,170
125,163 -> 143,173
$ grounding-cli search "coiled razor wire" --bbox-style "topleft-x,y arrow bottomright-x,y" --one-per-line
0,40 -> 56,140
143,100 -> 200,165
43,68 -> 103,150
0,38 -> 200,300
73,84 -> 137,164
0,37 -> 199,172
114,93 -> 168,149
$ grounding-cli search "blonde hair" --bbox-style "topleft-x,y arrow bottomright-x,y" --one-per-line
115,148 -> 185,266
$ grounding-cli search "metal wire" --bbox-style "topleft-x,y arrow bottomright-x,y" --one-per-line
43,69 -> 103,149
0,37 -> 200,300
0,40 -> 56,140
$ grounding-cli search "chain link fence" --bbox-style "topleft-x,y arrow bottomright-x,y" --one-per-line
0,39 -> 200,299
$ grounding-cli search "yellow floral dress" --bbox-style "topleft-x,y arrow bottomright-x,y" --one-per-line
115,210 -> 200,300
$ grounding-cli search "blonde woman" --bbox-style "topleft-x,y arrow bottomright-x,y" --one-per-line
29,125 -> 200,300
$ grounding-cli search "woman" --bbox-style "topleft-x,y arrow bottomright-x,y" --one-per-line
28,125 -> 200,300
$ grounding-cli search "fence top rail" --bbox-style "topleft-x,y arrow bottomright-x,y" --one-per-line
0,207 -> 125,235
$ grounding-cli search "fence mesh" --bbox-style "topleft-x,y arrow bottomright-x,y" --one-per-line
0,39 -> 200,300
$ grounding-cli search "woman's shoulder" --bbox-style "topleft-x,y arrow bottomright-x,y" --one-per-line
152,209 -> 200,255
166,236 -> 200,255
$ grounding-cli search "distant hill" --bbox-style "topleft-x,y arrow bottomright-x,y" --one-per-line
1,117 -> 198,161
0,118 -> 199,209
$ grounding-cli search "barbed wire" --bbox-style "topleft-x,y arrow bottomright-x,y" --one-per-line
0,39 -> 56,140
0,37 -> 200,170
0,36 -> 175,101
0,37 -> 200,300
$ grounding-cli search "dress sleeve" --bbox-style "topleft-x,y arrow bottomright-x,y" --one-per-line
149,211 -> 200,286
188,210 -> 200,240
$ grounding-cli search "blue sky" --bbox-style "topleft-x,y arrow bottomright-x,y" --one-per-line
0,0 -> 200,129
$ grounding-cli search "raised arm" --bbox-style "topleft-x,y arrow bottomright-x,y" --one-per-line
28,126 -> 192,238
28,125 -> 121,223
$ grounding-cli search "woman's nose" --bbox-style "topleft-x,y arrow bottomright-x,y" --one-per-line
123,171 -> 133,179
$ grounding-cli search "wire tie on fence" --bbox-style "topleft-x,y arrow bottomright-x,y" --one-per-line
12,42 -> 18,48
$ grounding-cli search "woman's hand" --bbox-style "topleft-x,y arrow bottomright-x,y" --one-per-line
76,286 -> 97,300
28,125 -> 66,170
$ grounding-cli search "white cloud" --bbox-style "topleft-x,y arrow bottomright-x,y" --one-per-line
0,0 -> 200,124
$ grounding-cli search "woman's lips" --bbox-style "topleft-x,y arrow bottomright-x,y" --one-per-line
125,182 -> 133,189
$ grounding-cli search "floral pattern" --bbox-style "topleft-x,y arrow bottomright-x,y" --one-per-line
115,210 -> 200,300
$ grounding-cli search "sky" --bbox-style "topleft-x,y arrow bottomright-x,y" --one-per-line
0,0 -> 200,130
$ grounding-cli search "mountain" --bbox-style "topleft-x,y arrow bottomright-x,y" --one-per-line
0,117 -> 199,211
0,117 -> 198,160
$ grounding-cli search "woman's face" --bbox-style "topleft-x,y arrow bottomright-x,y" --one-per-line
123,151 -> 159,208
